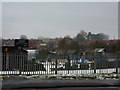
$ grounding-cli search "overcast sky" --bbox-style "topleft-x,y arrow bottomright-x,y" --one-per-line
2,2 -> 118,39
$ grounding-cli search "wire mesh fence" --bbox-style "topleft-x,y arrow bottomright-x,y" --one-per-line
1,52 -> 120,75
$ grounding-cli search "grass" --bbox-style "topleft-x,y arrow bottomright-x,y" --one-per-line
1,73 -> 119,80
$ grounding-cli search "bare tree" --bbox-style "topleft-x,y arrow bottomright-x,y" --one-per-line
76,30 -> 87,42
20,35 -> 28,39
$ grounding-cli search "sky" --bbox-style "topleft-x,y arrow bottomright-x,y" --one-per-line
2,2 -> 118,39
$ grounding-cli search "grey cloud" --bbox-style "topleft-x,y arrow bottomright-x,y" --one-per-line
2,2 -> 118,39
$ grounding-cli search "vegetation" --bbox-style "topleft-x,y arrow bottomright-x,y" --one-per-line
58,30 -> 119,54
20,35 -> 28,39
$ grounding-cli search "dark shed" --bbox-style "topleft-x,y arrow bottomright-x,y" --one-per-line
2,46 -> 28,71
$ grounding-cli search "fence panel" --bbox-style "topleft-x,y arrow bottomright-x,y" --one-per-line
1,53 -> 120,75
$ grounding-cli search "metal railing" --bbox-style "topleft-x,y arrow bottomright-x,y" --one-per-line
1,52 -> 120,75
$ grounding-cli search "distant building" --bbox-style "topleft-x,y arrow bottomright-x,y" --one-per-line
27,49 -> 36,60
2,39 -> 14,46
28,39 -> 40,49
94,48 -> 106,53
38,43 -> 48,50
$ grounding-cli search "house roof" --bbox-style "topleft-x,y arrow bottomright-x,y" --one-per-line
2,46 -> 28,53
94,48 -> 105,53
67,50 -> 76,54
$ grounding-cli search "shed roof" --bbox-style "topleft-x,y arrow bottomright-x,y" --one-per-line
94,48 -> 105,53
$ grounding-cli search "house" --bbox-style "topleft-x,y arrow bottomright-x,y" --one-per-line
27,49 -> 36,60
2,39 -> 14,46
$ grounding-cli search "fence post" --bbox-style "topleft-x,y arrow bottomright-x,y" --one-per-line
55,59 -> 57,74
19,54 -> 21,75
67,55 -> 71,74
93,53 -> 96,74
115,54 -> 118,74
6,53 -> 9,72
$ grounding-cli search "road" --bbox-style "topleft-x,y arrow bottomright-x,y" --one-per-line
1,79 -> 119,90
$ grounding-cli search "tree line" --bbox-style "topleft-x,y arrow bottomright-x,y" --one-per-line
58,30 -> 119,53
18,30 -> 119,54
